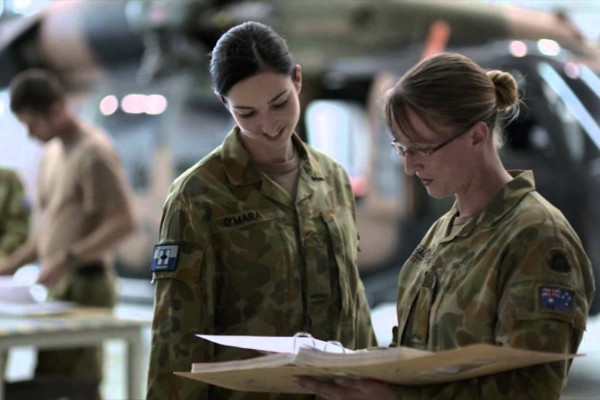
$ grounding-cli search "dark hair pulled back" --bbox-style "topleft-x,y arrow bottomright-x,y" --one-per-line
210,21 -> 295,97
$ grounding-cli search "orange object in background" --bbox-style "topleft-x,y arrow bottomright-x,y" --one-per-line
421,20 -> 451,60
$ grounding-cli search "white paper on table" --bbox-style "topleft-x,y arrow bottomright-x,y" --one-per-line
0,276 -> 74,316
0,276 -> 35,303
0,301 -> 75,316
197,334 -> 354,354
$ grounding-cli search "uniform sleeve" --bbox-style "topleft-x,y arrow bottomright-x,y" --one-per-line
353,280 -> 378,348
391,226 -> 593,399
0,170 -> 30,262
146,193 -> 217,400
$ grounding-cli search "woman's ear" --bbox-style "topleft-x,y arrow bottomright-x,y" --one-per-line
293,64 -> 303,94
471,121 -> 489,148
217,94 -> 231,114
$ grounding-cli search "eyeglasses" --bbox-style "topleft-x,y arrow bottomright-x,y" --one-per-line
390,124 -> 474,157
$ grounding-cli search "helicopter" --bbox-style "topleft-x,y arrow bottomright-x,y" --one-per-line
1,0 -> 599,313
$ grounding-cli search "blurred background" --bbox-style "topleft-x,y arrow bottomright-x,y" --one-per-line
1,1 -> 600,398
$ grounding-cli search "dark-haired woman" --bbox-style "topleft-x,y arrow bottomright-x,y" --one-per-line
146,21 -> 376,400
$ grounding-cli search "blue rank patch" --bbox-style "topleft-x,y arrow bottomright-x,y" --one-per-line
151,244 -> 179,272
539,285 -> 574,312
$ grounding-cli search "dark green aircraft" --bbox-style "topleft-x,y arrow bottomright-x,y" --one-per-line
1,0 -> 599,313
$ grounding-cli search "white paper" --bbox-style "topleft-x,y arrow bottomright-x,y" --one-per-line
197,334 -> 354,354
0,301 -> 75,316
0,276 -> 35,303
0,276 -> 74,316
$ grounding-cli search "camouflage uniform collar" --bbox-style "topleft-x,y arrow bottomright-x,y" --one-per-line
291,134 -> 325,180
478,170 -> 536,227
443,170 -> 535,238
222,127 -> 324,185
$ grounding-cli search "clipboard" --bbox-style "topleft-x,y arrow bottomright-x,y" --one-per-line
175,334 -> 580,394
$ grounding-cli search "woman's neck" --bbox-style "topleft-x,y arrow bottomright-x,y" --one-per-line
240,135 -> 295,165
456,158 -> 512,218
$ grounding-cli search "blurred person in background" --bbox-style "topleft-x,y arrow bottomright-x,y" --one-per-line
297,52 -> 595,399
0,166 -> 30,380
0,69 -> 136,400
146,21 -> 376,400
0,166 -> 29,264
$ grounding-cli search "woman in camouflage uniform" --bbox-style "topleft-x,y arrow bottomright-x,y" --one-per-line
298,52 -> 595,399
147,21 -> 377,400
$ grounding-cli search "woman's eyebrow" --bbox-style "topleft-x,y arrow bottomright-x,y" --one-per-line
232,89 -> 288,110
268,90 -> 288,104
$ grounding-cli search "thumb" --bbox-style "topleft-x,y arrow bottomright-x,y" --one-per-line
333,377 -> 364,388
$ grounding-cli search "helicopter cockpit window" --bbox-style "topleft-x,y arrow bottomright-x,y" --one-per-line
502,68 -> 555,157
538,61 -> 600,164
305,100 -> 371,198
541,78 -> 585,162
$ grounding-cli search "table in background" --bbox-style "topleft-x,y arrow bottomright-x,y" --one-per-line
0,308 -> 149,400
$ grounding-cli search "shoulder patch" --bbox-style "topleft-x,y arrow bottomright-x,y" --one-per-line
538,285 -> 574,312
545,248 -> 571,274
151,244 -> 179,272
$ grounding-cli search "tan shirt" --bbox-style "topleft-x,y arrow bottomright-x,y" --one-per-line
254,147 -> 301,200
36,121 -> 130,264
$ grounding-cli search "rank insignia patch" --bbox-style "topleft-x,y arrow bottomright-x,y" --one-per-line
151,244 -> 179,272
539,286 -> 574,312
545,248 -> 571,274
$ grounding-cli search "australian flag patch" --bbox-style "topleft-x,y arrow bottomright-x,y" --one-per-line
151,244 -> 179,272
539,286 -> 574,312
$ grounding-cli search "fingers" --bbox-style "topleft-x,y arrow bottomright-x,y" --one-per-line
294,377 -> 368,400
295,376 -> 399,400
295,377 -> 344,399
36,267 -> 56,287
333,377 -> 363,389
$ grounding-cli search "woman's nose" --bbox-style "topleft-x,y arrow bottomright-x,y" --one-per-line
260,118 -> 279,136
403,153 -> 421,176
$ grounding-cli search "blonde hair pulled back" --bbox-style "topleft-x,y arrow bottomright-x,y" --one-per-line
385,52 -> 520,148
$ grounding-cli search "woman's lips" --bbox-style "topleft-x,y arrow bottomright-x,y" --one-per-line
265,126 -> 285,142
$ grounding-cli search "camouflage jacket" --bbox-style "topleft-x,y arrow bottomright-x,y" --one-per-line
0,167 -> 29,263
390,170 -> 595,399
147,128 -> 376,400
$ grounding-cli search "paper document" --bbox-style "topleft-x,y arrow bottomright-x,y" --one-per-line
177,334 -> 581,394
0,276 -> 74,316
198,334 -> 353,354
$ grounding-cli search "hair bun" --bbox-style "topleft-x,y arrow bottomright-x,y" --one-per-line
487,70 -> 518,110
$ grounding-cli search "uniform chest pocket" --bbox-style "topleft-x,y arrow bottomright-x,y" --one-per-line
400,272 -> 437,349
302,209 -> 358,340
321,211 -> 358,314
